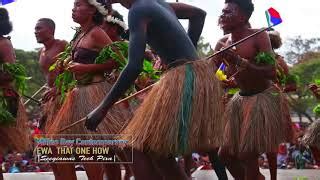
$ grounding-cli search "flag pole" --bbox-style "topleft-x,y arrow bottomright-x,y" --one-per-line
206,26 -> 273,60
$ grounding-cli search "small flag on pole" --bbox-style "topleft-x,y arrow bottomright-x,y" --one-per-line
215,63 -> 227,81
265,7 -> 282,27
0,0 -> 15,5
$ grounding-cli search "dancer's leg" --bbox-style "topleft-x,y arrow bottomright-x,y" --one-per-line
266,152 -> 277,180
219,147 -> 244,180
183,154 -> 192,177
84,164 -> 105,180
54,164 -> 77,180
208,149 -> 228,180
155,156 -> 189,180
125,149 -> 163,180
239,152 -> 264,180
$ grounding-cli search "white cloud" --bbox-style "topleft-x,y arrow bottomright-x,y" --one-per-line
3,0 -> 320,51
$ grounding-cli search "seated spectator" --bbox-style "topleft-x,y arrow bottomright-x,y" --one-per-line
277,143 -> 289,168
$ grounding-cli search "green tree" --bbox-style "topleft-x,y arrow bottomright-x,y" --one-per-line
15,49 -> 45,117
288,55 -> 320,122
285,36 -> 320,64
197,36 -> 213,58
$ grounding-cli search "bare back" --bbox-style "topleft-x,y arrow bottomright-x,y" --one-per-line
0,37 -> 16,88
0,36 -> 15,63
129,0 -> 198,64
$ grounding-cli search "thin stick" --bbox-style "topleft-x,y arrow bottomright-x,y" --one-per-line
115,83 -> 155,105
206,26 -> 271,60
24,84 -> 48,105
23,94 -> 41,105
58,83 -> 156,133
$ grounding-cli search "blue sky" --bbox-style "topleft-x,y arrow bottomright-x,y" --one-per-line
3,0 -> 320,52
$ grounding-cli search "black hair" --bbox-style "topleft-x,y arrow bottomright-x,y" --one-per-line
121,30 -> 130,40
38,18 -> 56,32
111,10 -> 126,35
225,0 -> 254,20
93,11 -> 104,25
92,0 -> 109,25
268,30 -> 282,49
0,8 -> 13,36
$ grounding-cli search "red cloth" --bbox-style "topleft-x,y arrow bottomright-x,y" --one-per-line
32,127 -> 42,139
278,143 -> 287,155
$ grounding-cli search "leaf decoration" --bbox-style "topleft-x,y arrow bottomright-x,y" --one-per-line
1,63 -> 30,95
255,52 -> 276,65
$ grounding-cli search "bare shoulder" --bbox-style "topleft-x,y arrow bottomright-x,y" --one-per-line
38,47 -> 44,56
128,1 -> 156,19
89,26 -> 112,49
90,26 -> 108,40
55,39 -> 68,50
0,37 -> 15,63
215,34 -> 230,50
0,37 -> 11,48
250,28 -> 269,41
57,39 -> 68,47
0,38 -> 13,53
250,28 -> 272,52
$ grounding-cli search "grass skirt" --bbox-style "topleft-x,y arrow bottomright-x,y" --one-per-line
303,121 -> 320,149
119,59 -> 224,156
223,85 -> 292,154
47,80 -> 132,138
0,100 -> 30,154
41,96 -> 61,132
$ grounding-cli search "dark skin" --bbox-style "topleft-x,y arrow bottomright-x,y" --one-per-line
215,4 -> 275,94
86,0 -> 206,179
0,35 -> 16,180
101,19 -> 123,42
35,20 -> 68,178
215,3 -> 274,180
0,37 -> 15,64
218,28 -> 293,180
35,20 -> 68,102
101,14 -> 137,180
0,36 -> 15,87
69,0 -> 116,78
85,0 -> 205,131
52,1 -> 119,180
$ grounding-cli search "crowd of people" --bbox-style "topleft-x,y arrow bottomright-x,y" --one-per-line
1,0 -> 320,179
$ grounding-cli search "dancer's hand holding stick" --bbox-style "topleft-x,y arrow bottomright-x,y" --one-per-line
59,83 -> 156,133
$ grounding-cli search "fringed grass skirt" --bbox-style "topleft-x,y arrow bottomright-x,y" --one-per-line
47,81 -> 132,138
119,59 -> 224,156
41,96 -> 61,132
223,85 -> 292,154
303,121 -> 320,149
0,100 -> 30,154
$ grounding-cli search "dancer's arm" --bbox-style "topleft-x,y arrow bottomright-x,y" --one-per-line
169,2 -> 206,48
250,31 -> 276,79
222,32 -> 276,79
0,39 -> 15,84
85,10 -> 147,130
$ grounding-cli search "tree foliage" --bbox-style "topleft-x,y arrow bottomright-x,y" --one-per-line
284,36 -> 320,64
197,36 -> 213,58
15,49 -> 45,117
288,56 -> 320,122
